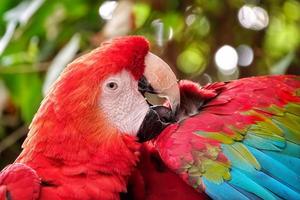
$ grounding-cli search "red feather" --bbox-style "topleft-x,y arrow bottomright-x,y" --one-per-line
1,36 -> 150,200
151,75 -> 300,198
127,144 -> 208,200
0,164 -> 40,200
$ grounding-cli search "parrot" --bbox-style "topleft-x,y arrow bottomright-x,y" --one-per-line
134,74 -> 300,200
0,36 -> 182,200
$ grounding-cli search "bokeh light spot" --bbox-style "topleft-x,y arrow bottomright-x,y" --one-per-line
151,19 -> 174,47
236,45 -> 254,67
215,45 -> 238,75
238,5 -> 269,30
99,1 -> 118,20
186,14 -> 196,26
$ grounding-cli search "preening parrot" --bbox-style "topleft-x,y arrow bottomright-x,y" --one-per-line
0,36 -> 181,200
134,74 -> 300,200
1,35 -> 299,200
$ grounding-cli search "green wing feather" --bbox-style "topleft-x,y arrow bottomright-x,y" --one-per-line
155,76 -> 300,199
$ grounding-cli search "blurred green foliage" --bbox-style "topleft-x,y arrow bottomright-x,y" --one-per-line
0,0 -> 299,166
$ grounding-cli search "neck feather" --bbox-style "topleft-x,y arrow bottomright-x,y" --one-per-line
16,98 -> 141,199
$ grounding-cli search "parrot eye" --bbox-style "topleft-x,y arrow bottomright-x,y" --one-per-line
106,82 -> 118,90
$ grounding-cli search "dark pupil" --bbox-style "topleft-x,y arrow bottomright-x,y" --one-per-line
108,82 -> 116,88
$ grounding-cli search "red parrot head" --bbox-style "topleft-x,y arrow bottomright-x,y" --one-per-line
19,36 -> 180,163
48,36 -> 179,140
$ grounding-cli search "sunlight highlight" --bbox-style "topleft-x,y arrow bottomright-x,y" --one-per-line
215,45 -> 238,75
238,5 -> 269,31
99,1 -> 118,20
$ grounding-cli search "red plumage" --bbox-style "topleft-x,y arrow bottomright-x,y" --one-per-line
0,36 -> 150,200
127,144 -> 208,200
0,164 -> 40,200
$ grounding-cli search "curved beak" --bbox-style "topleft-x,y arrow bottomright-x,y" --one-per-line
136,52 -> 180,142
142,52 -> 180,113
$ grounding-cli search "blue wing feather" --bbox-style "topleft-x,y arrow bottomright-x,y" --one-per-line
229,168 -> 277,200
240,167 -> 300,199
202,178 -> 250,200
222,144 -> 256,172
263,150 -> 300,173
247,146 -> 300,192
281,141 -> 300,157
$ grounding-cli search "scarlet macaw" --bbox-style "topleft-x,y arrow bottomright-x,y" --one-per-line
0,36 -> 180,200
1,36 -> 299,200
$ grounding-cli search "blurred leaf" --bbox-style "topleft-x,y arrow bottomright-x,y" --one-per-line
264,16 -> 300,58
0,1 -> 19,27
0,21 -> 17,55
43,33 -> 81,95
43,3 -> 66,40
62,0 -> 89,19
177,45 -> 206,74
19,1 -> 59,40
270,52 -> 295,75
196,0 -> 225,15
1,52 -> 33,66
133,2 -> 151,29
0,0 -> 45,55
4,0 -> 45,26
0,36 -> 39,67
283,0 -> 300,21
0,80 -> 8,117
161,12 -> 184,39
1,71 -> 42,123
186,14 -> 210,38
28,36 -> 39,58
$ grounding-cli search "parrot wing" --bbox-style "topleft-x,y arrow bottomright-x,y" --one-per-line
154,75 -> 300,200
0,163 -> 41,200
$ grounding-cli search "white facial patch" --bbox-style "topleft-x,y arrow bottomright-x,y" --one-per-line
99,70 -> 149,136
